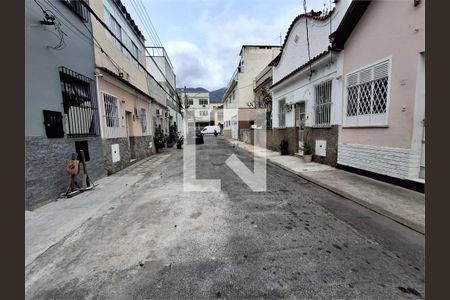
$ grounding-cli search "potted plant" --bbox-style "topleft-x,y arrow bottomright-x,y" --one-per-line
176,135 -> 184,149
302,140 -> 313,162
280,139 -> 289,155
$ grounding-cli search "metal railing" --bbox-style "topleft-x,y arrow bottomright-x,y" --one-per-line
314,80 -> 332,127
59,66 -> 100,138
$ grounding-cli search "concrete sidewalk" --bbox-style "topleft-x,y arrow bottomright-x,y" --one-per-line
227,138 -> 425,234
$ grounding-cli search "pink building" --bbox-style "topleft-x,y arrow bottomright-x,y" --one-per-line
330,0 -> 425,190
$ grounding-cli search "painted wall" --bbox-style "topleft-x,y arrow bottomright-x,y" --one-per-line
273,0 -> 350,83
90,0 -> 148,93
97,76 -> 152,139
339,0 -> 425,149
25,0 -> 97,137
272,54 -> 343,128
25,0 -> 106,209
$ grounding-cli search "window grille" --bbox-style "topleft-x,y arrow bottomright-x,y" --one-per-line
345,60 -> 389,125
63,0 -> 89,22
314,80 -> 332,126
59,66 -> 100,138
279,99 -> 286,127
103,93 -> 121,138
199,110 -> 208,116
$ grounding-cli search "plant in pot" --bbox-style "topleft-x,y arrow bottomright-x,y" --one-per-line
176,135 -> 184,149
302,140 -> 313,162
280,139 -> 289,155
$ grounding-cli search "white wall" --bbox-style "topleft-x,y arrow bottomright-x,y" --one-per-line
272,53 -> 343,128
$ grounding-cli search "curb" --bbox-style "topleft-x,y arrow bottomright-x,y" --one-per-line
225,138 -> 425,235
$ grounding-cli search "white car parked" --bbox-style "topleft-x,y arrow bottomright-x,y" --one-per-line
200,125 -> 221,135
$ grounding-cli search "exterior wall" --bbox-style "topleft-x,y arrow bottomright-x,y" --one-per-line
272,54 -> 343,128
25,136 -> 106,210
273,0 -> 351,83
25,1 -> 106,209
305,126 -> 339,166
241,128 -> 298,154
90,0 -> 148,92
97,77 -> 152,139
338,0 -> 425,180
338,144 -> 411,179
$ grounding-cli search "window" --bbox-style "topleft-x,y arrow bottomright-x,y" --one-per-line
185,98 -> 193,106
104,7 -> 122,49
199,99 -> 208,106
279,99 -> 286,127
103,93 -> 120,128
122,30 -> 139,66
43,110 -> 64,138
199,110 -> 208,116
59,67 -> 100,138
75,141 -> 90,162
63,0 -> 89,22
345,60 -> 390,126
314,80 -> 332,126
140,108 -> 147,133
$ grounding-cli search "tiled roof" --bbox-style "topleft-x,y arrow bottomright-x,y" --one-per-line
271,48 -> 331,89
112,0 -> 145,41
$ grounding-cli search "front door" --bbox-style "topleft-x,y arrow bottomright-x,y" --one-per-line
125,111 -> 136,160
295,102 -> 306,153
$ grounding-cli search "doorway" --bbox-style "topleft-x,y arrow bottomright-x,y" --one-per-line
295,102 -> 306,153
125,111 -> 136,160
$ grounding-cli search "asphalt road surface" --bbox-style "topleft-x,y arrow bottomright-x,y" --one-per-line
25,135 -> 425,299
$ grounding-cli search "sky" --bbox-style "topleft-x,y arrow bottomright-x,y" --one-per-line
122,0 -> 331,91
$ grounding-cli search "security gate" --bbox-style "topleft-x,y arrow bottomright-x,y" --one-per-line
295,102 -> 306,152
231,115 -> 238,139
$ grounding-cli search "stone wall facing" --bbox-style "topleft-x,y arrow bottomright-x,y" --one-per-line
304,125 -> 339,167
25,136 -> 106,210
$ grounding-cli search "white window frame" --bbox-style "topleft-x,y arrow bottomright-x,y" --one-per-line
313,79 -> 332,127
102,92 -> 121,138
199,99 -> 208,106
344,57 -> 392,127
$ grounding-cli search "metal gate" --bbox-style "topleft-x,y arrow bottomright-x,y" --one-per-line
295,102 -> 306,152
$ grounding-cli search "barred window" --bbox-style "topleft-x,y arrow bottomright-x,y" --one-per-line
59,67 -> 100,138
199,110 -> 209,116
345,60 -> 390,126
63,0 -> 89,22
103,93 -> 119,128
314,80 -> 332,126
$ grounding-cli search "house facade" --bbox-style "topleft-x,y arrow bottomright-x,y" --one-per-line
271,0 -> 350,162
90,0 -> 154,174
179,88 -> 211,129
25,0 -> 105,209
223,45 -> 281,139
146,46 -> 179,135
330,0 -> 425,186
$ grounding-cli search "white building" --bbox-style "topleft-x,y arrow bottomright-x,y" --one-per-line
178,88 -> 211,129
146,47 -> 183,135
271,0 -> 351,164
223,45 -> 281,139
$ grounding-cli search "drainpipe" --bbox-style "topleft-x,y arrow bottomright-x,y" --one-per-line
94,73 -> 105,138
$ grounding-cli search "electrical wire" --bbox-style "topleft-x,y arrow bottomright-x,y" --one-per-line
136,0 -> 163,47
303,0 -> 313,79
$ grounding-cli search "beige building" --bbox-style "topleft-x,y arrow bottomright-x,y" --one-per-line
222,45 -> 281,139
179,88 -> 211,129
91,0 -> 155,174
